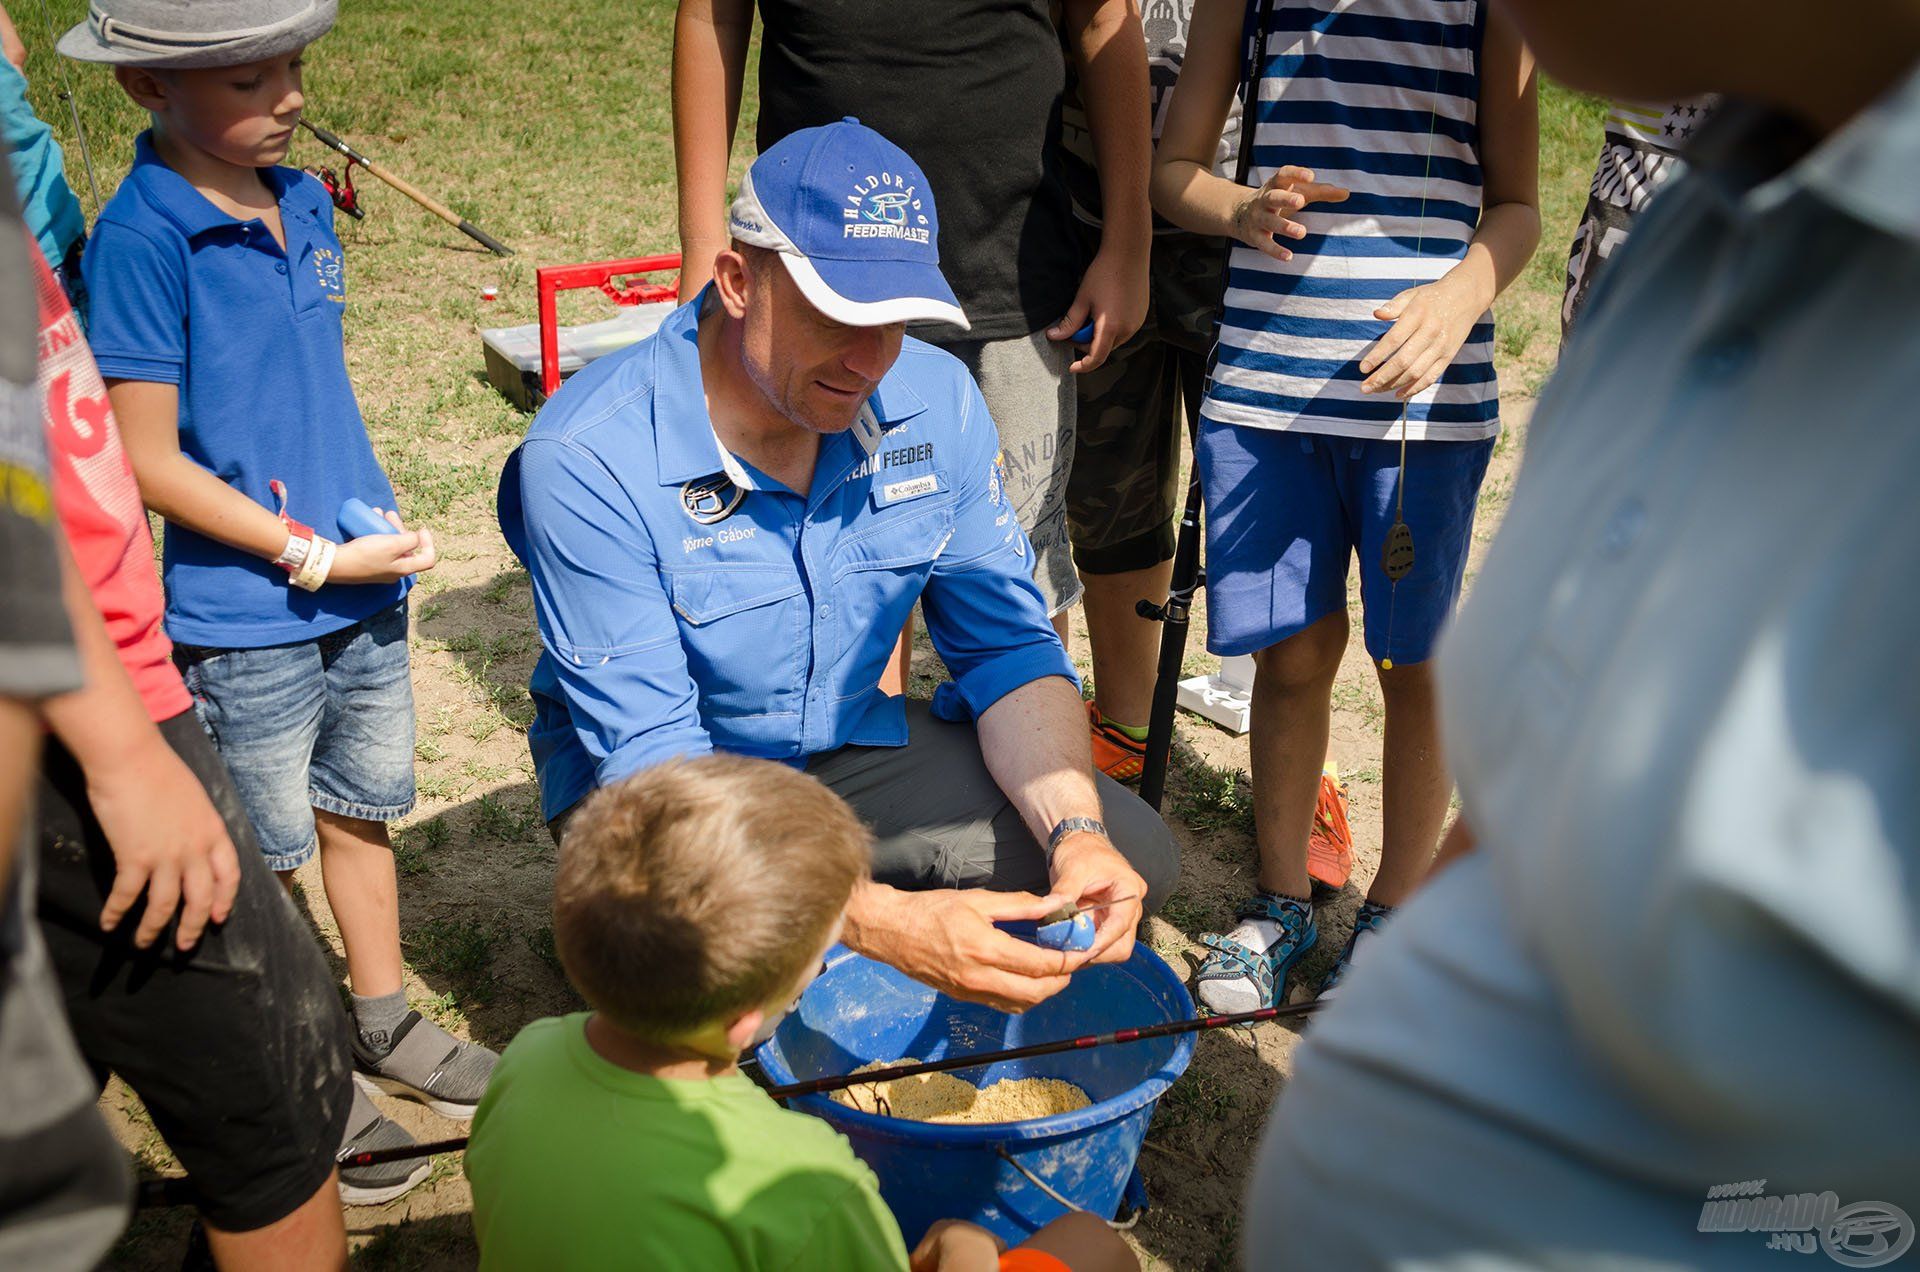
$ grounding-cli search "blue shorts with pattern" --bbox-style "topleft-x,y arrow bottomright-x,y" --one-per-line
175,599 -> 415,870
1196,422 -> 1496,664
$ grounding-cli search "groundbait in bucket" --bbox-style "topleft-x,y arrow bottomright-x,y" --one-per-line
756,944 -> 1195,1246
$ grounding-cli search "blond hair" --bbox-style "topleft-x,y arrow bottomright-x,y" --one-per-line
552,755 -> 871,1040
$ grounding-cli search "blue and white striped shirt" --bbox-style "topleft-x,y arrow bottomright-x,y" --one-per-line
1203,0 -> 1499,441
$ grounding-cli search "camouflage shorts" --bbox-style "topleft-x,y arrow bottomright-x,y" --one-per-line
1067,231 -> 1228,576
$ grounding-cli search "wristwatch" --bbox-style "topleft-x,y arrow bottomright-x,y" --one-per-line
1046,816 -> 1108,861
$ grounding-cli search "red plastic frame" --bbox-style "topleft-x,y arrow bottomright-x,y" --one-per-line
536,253 -> 683,399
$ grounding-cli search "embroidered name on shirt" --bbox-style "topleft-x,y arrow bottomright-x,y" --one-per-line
681,524 -> 756,554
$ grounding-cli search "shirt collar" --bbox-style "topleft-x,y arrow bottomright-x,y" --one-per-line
129,130 -> 305,241
650,286 -> 933,487
1692,58 -> 1920,242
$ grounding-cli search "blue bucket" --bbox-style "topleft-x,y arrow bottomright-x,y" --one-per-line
756,943 -> 1195,1246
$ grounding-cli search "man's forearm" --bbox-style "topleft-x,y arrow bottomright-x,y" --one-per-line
1065,0 -> 1153,252
976,676 -> 1105,851
673,0 -> 754,295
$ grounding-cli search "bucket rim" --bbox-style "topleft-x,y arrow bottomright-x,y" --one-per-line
759,944 -> 1198,1144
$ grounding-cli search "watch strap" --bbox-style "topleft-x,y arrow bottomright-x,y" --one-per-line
1046,816 -> 1108,859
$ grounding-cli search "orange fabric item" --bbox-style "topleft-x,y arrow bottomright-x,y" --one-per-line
1307,767 -> 1354,890
1000,1249 -> 1073,1272
34,251 -> 192,724
1087,699 -> 1146,783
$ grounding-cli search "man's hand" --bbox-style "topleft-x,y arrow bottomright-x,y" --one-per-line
844,881 -> 1087,1012
910,1219 -> 1006,1272
1230,165 -> 1350,261
1046,244 -> 1149,374
1360,272 -> 1486,400
86,734 -> 242,950
1044,832 -> 1146,965
328,509 -> 438,584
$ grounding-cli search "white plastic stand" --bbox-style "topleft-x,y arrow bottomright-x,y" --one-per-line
1175,653 -> 1255,735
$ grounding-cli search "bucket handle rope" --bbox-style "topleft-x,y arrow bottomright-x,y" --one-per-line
995,1147 -> 1143,1232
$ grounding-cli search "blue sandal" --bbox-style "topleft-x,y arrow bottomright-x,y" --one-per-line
1316,899 -> 1393,1000
1194,892 -> 1318,1013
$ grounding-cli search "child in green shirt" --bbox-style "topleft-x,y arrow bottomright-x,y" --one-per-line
465,754 -> 1137,1272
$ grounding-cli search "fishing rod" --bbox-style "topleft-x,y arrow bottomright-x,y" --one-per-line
132,999 -> 1324,1207
298,117 -> 513,256
768,997 -> 1322,1100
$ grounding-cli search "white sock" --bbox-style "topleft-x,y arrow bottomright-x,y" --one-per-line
1197,897 -> 1306,1014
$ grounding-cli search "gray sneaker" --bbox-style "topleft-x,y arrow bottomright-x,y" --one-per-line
337,1085 -> 430,1207
352,1009 -> 498,1121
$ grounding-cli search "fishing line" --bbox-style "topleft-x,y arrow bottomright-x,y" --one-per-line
34,0 -> 102,212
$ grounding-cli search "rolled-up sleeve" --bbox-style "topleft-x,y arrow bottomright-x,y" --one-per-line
919,374 -> 1078,718
506,436 -> 712,789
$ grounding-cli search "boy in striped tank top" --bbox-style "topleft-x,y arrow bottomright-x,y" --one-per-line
1151,0 -> 1538,1009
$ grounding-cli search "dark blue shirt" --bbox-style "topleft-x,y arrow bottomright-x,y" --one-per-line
83,132 -> 404,647
499,292 -> 1076,820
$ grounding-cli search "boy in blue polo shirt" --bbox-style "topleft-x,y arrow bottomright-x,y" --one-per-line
63,0 -> 496,1198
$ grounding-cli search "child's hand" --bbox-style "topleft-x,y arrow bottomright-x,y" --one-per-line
88,732 -> 242,951
1230,166 -> 1349,261
1046,244 -> 1149,373
910,1219 -> 1006,1272
328,510 -> 438,584
1361,275 -> 1484,400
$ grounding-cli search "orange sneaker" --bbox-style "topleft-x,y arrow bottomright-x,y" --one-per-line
1307,764 -> 1354,890
1087,700 -> 1146,783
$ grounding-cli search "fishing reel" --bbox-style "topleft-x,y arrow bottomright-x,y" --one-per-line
305,164 -> 364,219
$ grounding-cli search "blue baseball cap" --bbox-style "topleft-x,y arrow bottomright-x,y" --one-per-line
728,118 -> 968,330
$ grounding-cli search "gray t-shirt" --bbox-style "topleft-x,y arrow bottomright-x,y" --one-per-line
1250,67 -> 1920,1270
0,155 -> 125,1271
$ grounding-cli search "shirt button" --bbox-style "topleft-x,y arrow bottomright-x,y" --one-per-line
275,262 -> 288,274
1600,497 -> 1645,556
817,604 -> 831,619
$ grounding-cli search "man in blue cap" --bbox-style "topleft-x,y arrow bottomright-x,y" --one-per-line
500,120 -> 1177,1011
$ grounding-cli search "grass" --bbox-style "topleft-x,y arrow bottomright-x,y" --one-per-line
1151,1067 -> 1240,1135
1170,751 -> 1257,838
408,915 -> 501,991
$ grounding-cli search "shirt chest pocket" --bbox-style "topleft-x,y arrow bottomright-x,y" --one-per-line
830,499 -> 955,581
664,566 -> 808,718
824,500 -> 955,695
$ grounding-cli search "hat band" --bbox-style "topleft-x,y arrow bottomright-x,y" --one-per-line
90,2 -> 317,53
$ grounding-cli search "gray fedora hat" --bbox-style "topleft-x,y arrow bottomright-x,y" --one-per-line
59,0 -> 337,67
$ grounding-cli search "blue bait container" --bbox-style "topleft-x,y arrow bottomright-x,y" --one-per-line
756,944 -> 1194,1246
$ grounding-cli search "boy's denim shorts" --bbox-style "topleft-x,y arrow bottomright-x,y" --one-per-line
1196,420 -> 1497,665
175,599 -> 416,870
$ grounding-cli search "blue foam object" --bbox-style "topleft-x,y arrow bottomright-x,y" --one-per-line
757,944 -> 1195,1246
1071,321 -> 1095,345
1035,911 -> 1097,952
338,497 -> 400,539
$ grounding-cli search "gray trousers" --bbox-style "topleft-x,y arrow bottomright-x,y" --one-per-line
551,702 -> 1180,913
805,702 -> 1178,912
